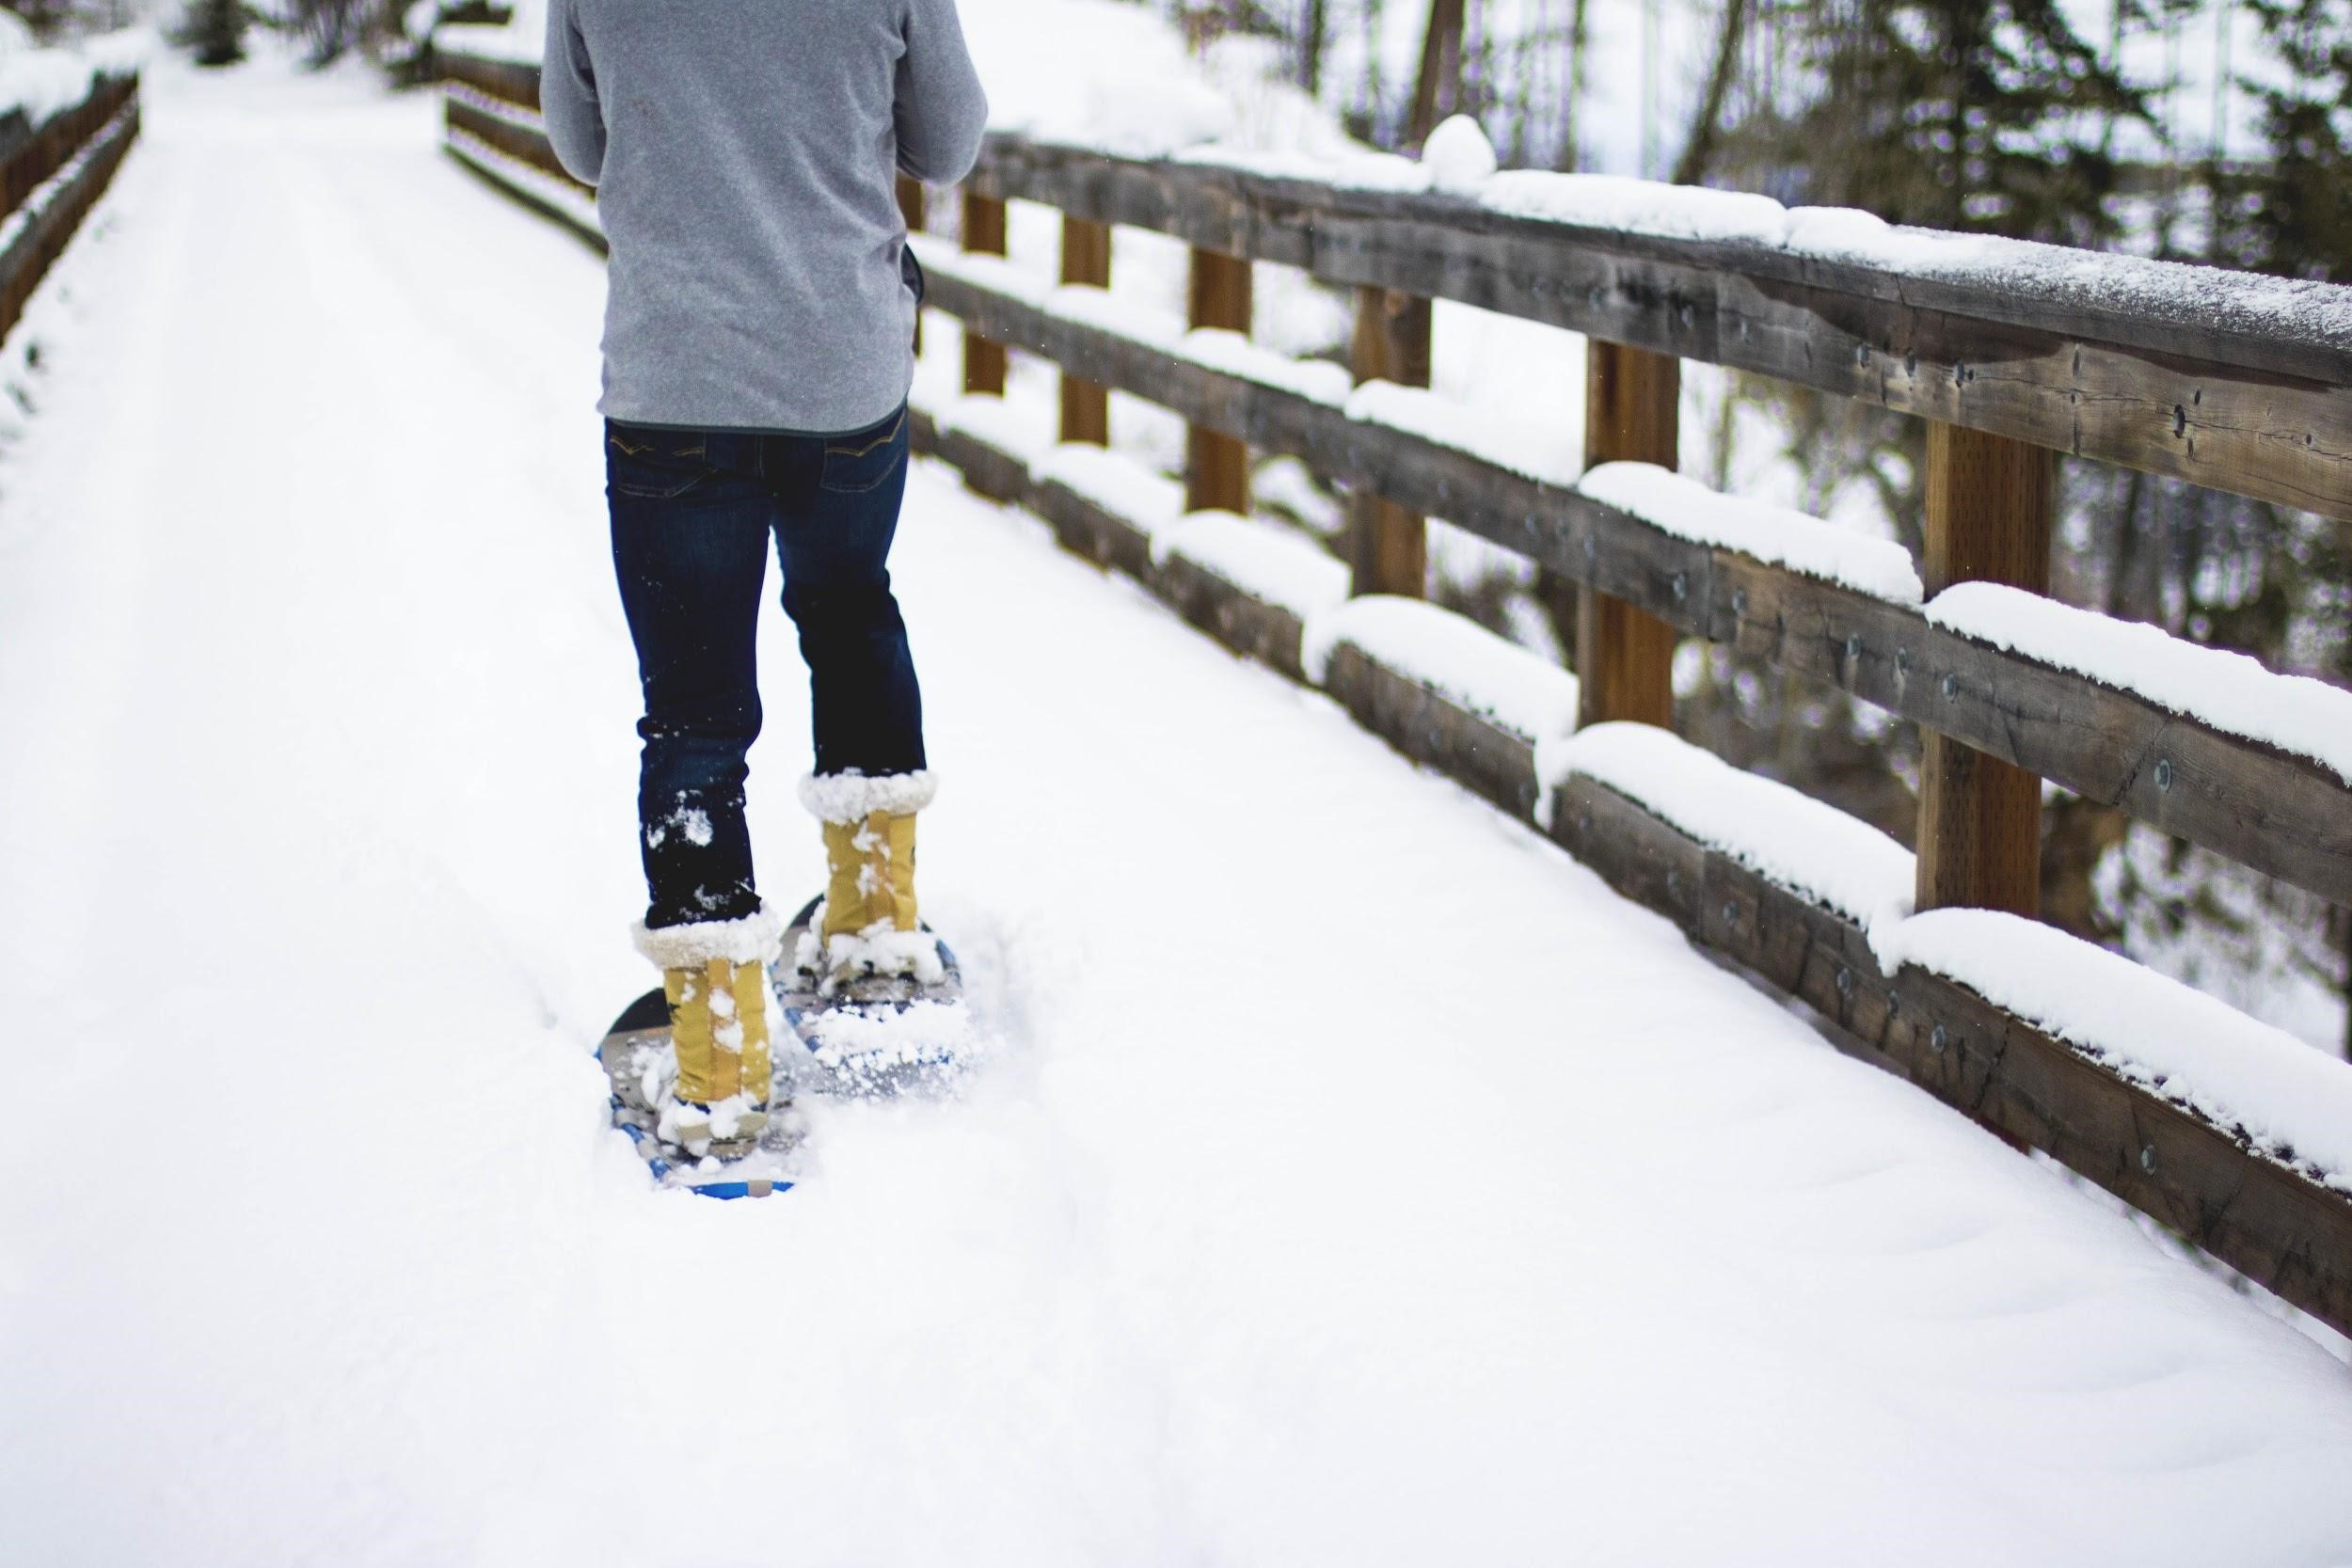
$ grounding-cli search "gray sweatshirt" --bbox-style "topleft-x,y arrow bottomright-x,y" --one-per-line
542,0 -> 987,434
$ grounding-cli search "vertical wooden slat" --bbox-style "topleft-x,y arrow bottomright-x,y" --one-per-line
1348,286 -> 1432,596
1186,246 -> 1252,514
961,190 -> 1007,397
1058,214 -> 1112,445
1576,341 -> 1680,729
1917,420 -> 2054,917
897,175 -> 928,356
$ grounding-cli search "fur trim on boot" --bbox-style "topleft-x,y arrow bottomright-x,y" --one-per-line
629,903 -> 785,970
797,769 -> 937,824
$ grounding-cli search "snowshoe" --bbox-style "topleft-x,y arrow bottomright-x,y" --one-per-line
778,894 -> 977,1099
596,990 -> 803,1199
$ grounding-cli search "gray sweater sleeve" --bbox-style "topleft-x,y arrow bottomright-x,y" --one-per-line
542,0 -> 606,187
894,0 -> 988,184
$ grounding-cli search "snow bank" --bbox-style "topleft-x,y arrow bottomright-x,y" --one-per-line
961,0 -> 1232,154
434,16 -> 545,65
1538,721 -> 1915,936
0,27 -> 148,126
1578,463 -> 1925,603
1304,595 -> 1578,745
1150,508 -> 1349,620
1875,910 -> 2352,1189
1925,581 -> 2352,788
1030,440 -> 1185,531
1344,379 -> 1581,487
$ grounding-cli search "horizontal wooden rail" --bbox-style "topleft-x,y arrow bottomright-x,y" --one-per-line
433,46 -> 540,113
915,253 -> 2352,909
0,77 -> 138,347
911,404 -> 2352,1341
431,45 -> 2352,518
966,138 -> 2352,520
444,87 -> 584,197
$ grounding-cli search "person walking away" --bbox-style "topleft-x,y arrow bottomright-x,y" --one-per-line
543,0 -> 987,1154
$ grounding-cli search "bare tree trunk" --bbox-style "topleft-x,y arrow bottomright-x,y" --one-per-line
1301,0 -> 1329,96
1672,0 -> 1751,184
1408,0 -> 1469,145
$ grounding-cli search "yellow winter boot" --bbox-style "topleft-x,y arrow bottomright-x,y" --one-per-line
801,771 -> 940,984
631,907 -> 783,1155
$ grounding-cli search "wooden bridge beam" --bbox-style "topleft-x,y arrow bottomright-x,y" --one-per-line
961,190 -> 1008,397
1577,341 -> 1679,729
1916,421 -> 2054,917
1185,246 -> 1251,515
1348,287 -> 1431,597
1058,216 -> 1112,445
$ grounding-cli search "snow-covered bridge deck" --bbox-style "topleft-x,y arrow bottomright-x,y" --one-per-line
4,55 -> 2352,1567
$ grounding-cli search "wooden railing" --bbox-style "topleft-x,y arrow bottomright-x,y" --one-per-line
431,50 -> 2352,1342
0,68 -> 139,346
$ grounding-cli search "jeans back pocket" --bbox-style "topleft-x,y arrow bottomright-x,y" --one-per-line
608,425 -> 719,500
818,405 -> 910,495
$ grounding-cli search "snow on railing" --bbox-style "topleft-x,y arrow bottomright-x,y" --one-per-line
426,40 -> 2352,1342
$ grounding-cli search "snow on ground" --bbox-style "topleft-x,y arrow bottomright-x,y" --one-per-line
5,48 -> 2352,1568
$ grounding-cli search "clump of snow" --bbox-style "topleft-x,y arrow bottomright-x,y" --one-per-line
1303,595 -> 1578,745
931,391 -> 1053,465
1537,721 -> 1915,937
1150,508 -> 1350,619
1344,379 -> 1581,487
1874,909 -> 2352,1190
1031,441 -> 1185,532
1577,462 -> 1925,603
1042,277 -> 1182,346
1420,114 -> 1495,196
907,235 -> 1050,309
1482,171 -> 1788,246
1925,581 -> 2352,789
1180,326 -> 1351,404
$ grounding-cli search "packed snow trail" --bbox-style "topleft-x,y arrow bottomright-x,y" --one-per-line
4,53 -> 2351,1568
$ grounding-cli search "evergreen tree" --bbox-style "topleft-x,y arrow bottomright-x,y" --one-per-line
2225,0 -> 2352,281
1726,0 -> 2146,245
171,0 -> 246,67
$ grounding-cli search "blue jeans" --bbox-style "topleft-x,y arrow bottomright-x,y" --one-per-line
608,403 -> 924,930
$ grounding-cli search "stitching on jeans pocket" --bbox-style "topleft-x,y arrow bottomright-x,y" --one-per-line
821,410 -> 907,460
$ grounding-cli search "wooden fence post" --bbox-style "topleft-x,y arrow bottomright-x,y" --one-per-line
1348,287 -> 1431,596
1059,215 -> 1112,444
898,175 -> 927,356
1576,341 -> 1679,728
961,190 -> 1007,397
1186,245 -> 1251,514
1916,421 -> 2054,916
